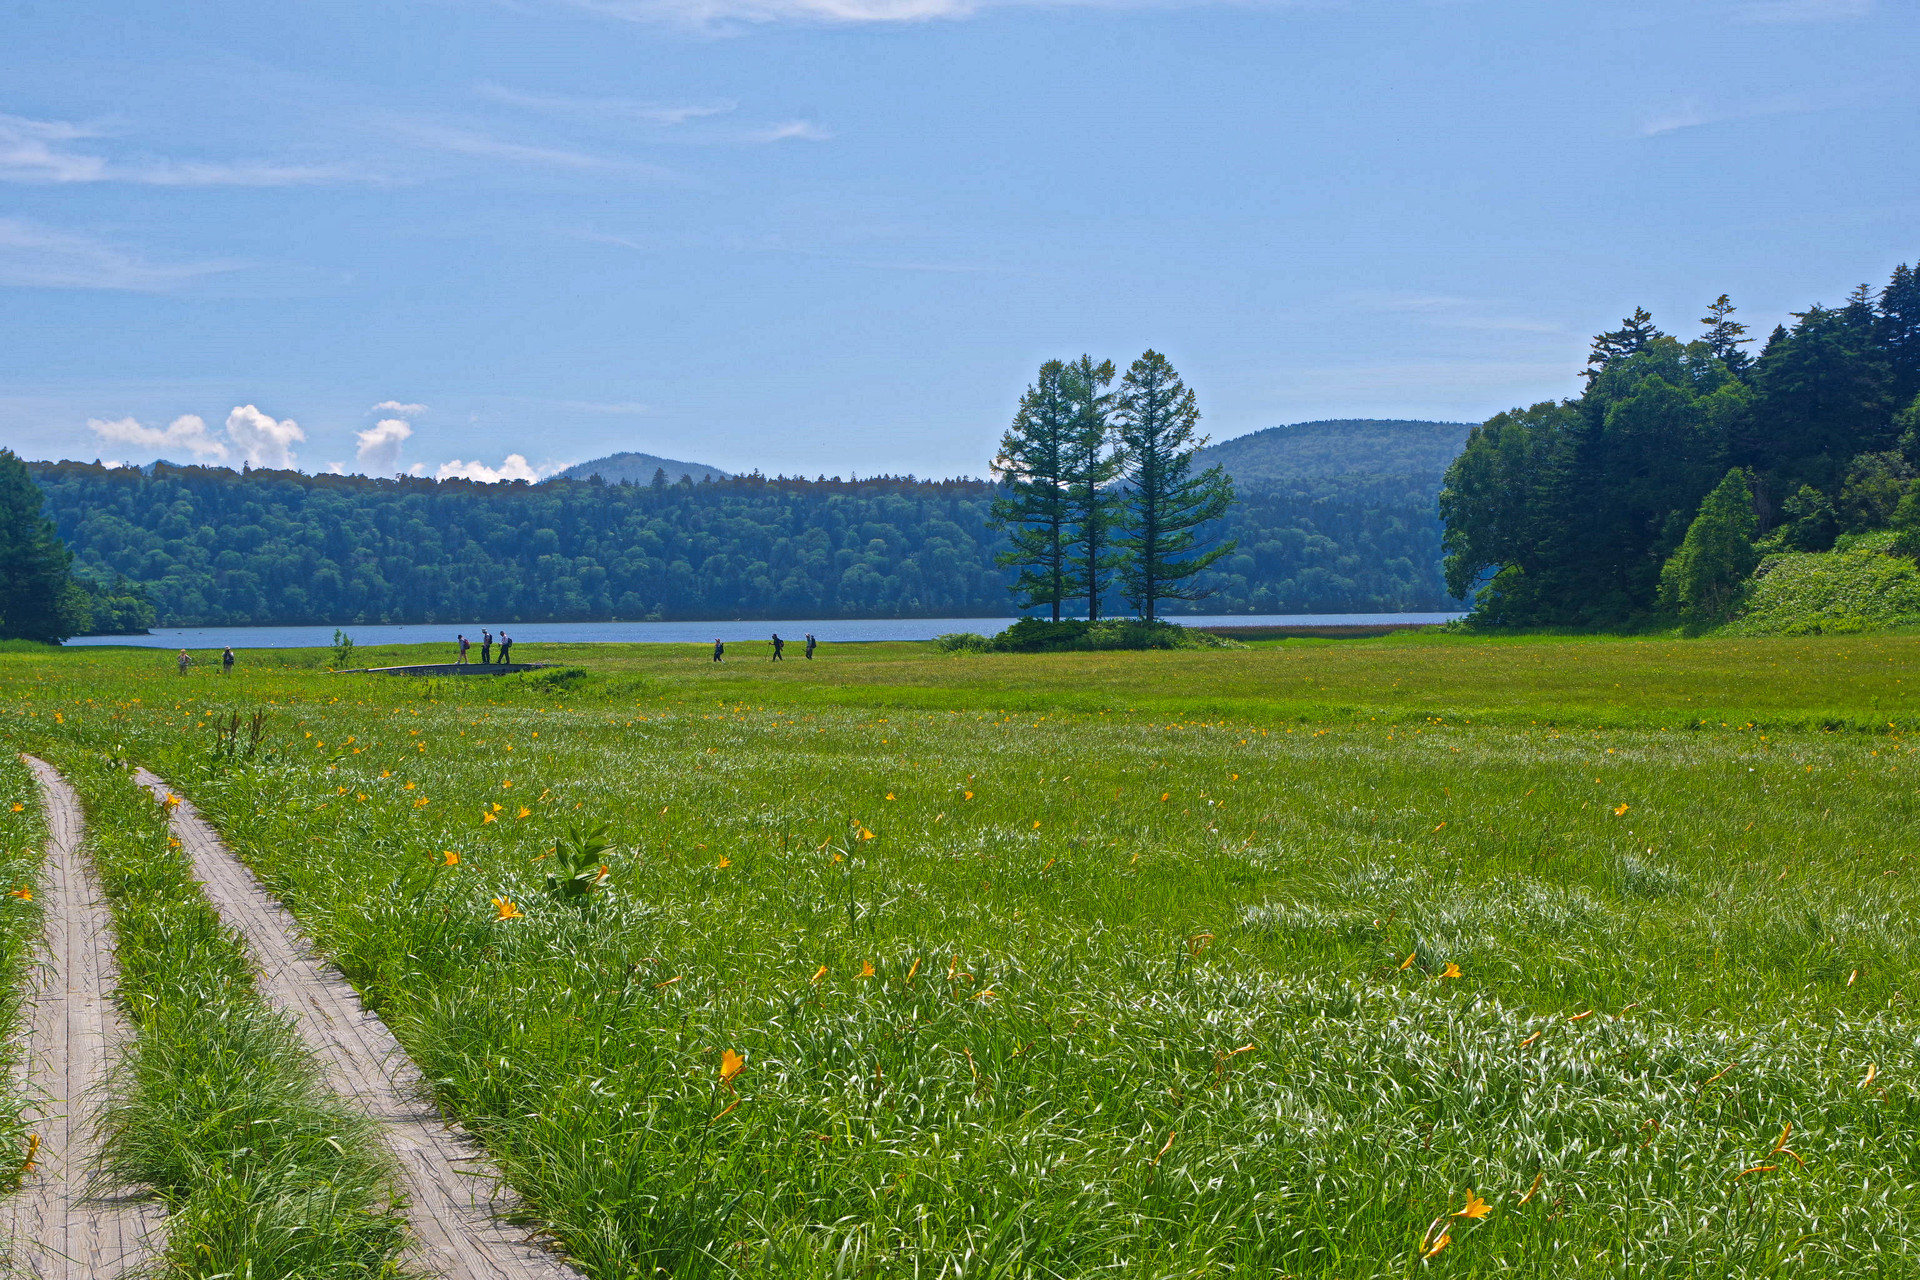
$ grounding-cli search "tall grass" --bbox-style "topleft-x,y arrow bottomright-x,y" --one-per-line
53,750 -> 411,1278
5,640 -> 1920,1275
0,753 -> 45,1183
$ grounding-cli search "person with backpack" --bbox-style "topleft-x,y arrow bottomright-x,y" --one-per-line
500,633 -> 513,664
457,634 -> 470,664
805,633 -> 817,660
222,646 -> 235,675
481,629 -> 493,664
713,638 -> 724,663
771,633 -> 785,661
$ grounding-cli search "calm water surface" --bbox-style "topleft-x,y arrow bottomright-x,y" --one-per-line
69,614 -> 1463,651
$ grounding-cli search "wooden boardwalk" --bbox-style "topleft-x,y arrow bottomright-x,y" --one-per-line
134,769 -> 581,1280
1,756 -> 164,1278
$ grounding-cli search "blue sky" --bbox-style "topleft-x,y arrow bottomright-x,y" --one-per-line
1,0 -> 1914,481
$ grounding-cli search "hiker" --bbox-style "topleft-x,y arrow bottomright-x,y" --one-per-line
481,629 -> 493,664
176,649 -> 191,676
499,633 -> 513,664
457,634 -> 470,664
222,647 -> 235,675
805,633 -> 816,660
713,638 -> 724,663
771,633 -> 785,661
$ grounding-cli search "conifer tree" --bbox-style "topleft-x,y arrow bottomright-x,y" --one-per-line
1061,355 -> 1121,620
991,361 -> 1076,620
1879,262 -> 1920,406
1584,308 -> 1665,385
1658,467 -> 1758,624
1112,351 -> 1235,621
1699,295 -> 1753,374
0,448 -> 84,642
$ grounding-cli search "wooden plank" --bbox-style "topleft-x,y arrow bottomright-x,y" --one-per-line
133,770 -> 582,1280
0,756 -> 165,1278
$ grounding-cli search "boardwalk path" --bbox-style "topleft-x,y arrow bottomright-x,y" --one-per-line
1,756 -> 164,1278
133,769 -> 581,1280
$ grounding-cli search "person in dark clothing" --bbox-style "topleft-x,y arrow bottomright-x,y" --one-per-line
713,638 -> 724,663
222,646 -> 235,675
457,634 -> 470,664
500,633 -> 513,664
805,633 -> 816,660
771,633 -> 784,661
481,630 -> 493,664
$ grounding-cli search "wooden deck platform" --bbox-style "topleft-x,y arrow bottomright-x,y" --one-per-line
338,662 -> 553,676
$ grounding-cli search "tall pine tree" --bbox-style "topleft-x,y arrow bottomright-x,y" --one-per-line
0,448 -> 85,643
1112,351 -> 1235,621
1699,295 -> 1753,374
1658,468 -> 1758,624
1061,355 -> 1121,620
990,361 -> 1076,620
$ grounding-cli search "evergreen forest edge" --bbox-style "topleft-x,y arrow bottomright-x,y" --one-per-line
6,258 -> 1920,641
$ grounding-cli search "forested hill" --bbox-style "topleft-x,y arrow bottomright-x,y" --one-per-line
1197,419 -> 1474,483
552,451 -> 730,485
27,456 -> 1460,627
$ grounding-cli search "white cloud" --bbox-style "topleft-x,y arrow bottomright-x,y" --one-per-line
355,419 -> 414,472
225,404 -> 306,469
437,453 -> 543,483
0,113 -> 372,186
407,462 -> 427,477
0,217 -> 236,291
747,120 -> 832,142
370,400 -> 429,417
88,413 -> 230,460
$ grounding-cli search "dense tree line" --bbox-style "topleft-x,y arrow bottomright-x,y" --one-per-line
1441,262 -> 1920,626
24,455 -> 1457,629
1,448 -> 156,642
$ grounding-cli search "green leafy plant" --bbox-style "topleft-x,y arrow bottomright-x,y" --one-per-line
330,628 -> 356,669
544,821 -> 615,899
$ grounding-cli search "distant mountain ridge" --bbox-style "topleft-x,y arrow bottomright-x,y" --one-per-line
553,451 -> 730,485
1197,419 -> 1476,485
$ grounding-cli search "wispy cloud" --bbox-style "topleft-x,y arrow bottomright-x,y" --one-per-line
0,113 -> 373,186
1637,95 -> 1815,137
476,85 -> 737,125
557,0 -> 1005,26
370,400 -> 429,417
746,120 -> 832,142
0,218 -> 238,291
394,121 -> 681,178
1734,0 -> 1869,23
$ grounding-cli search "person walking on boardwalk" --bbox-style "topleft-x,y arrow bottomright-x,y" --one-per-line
457,634 -> 470,664
481,629 -> 493,664
176,649 -> 191,676
222,646 -> 235,675
805,633 -> 816,660
771,633 -> 785,661
499,633 -> 513,664
713,638 -> 724,663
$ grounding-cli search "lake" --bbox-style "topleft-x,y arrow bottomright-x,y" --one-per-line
67,613 -> 1465,650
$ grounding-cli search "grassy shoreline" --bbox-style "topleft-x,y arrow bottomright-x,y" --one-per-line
3,636 -> 1918,1275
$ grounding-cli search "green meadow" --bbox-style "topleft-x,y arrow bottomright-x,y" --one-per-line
3,632 -> 1919,1278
